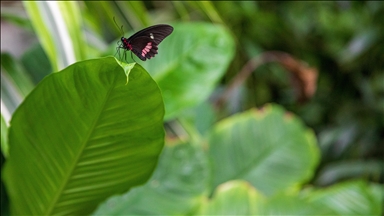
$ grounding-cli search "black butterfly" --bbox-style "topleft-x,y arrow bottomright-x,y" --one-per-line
116,24 -> 174,61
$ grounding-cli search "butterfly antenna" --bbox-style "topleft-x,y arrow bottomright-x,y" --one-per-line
120,25 -> 124,35
113,16 -> 124,37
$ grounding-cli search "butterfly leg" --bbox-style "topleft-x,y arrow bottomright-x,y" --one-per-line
130,51 -> 137,63
123,50 -> 127,62
115,47 -> 121,60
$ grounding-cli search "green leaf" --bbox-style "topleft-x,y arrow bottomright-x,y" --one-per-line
1,53 -> 35,115
1,115 -> 8,158
117,1 -> 150,28
23,2 -> 85,71
2,57 -> 165,215
92,140 -> 210,215
1,53 -> 35,98
261,194 -> 336,215
307,180 -> 383,215
82,2 -> 125,39
141,22 -> 235,120
208,104 -> 320,196
23,2 -> 59,71
198,180 -> 336,215
58,1 -> 86,61
198,180 -> 266,215
315,160 -> 384,186
181,100 -> 217,137
196,1 -> 225,24
1,150 -> 9,216
199,180 -> 381,215
21,43 -> 52,84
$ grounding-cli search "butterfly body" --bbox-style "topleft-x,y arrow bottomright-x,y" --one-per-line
117,24 -> 173,61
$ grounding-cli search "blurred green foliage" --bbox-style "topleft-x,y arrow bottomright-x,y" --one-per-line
1,1 -> 383,215
210,1 -> 384,186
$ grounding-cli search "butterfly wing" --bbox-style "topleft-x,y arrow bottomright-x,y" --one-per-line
128,24 -> 173,61
127,24 -> 173,44
129,36 -> 159,61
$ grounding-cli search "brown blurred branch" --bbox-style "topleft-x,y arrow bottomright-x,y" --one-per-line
214,51 -> 318,109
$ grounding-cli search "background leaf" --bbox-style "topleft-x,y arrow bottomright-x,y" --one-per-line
0,53 -> 34,98
141,22 -> 235,120
93,140 -> 210,215
198,180 -> 266,215
2,2 -> 383,215
1,53 -> 35,117
2,57 -> 165,215
315,160 -> 384,186
261,193 -> 336,215
306,180 -> 384,215
1,115 -> 8,158
23,1 -> 85,71
20,43 -> 52,85
208,104 -> 320,196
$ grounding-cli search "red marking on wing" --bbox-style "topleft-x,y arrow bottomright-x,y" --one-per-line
141,42 -> 152,57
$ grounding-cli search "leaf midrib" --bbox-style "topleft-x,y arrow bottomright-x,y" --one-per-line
44,69 -> 119,215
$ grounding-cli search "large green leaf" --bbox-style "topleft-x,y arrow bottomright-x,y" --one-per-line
2,57 -> 165,215
199,180 -> 380,215
306,180 -> 383,215
198,180 -> 336,215
208,104 -> 320,196
198,180 -> 266,215
92,140 -> 210,215
140,22 -> 235,120
261,194 -> 336,215
1,150 -> 8,216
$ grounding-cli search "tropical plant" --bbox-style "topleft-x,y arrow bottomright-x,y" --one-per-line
1,1 -> 383,215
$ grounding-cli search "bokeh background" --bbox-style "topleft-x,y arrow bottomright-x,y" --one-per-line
1,1 -> 383,215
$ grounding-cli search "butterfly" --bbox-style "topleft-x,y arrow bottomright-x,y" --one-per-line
116,24 -> 174,61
